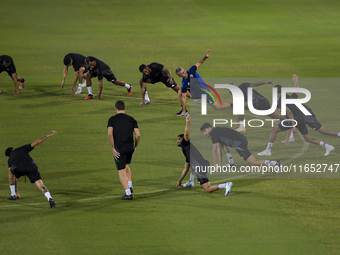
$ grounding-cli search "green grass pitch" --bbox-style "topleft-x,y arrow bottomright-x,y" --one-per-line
0,0 -> 339,254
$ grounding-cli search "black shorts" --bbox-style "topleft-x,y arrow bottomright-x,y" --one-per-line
74,65 -> 89,73
278,116 -> 309,135
143,72 -> 177,88
191,159 -> 210,185
10,163 -> 42,183
0,69 -> 14,78
115,150 -> 134,170
91,70 -> 117,83
232,136 -> 252,161
305,112 -> 322,131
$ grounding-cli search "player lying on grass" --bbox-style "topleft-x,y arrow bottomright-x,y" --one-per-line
0,55 -> 25,95
5,131 -> 57,208
257,84 -> 334,156
281,74 -> 340,145
176,114 -> 233,195
61,53 -> 88,94
85,56 -> 132,100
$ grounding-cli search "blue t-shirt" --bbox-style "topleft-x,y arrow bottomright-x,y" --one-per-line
181,65 -> 207,93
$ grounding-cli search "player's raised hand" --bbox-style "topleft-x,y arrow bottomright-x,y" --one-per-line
186,114 -> 190,122
48,131 -> 57,136
206,49 -> 210,57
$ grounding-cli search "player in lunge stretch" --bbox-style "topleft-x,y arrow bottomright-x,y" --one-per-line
138,62 -> 180,107
257,84 -> 334,156
176,114 -> 233,195
85,56 -> 132,100
200,123 -> 282,171
5,131 -> 57,208
281,74 -> 340,144
0,55 -> 25,95
176,49 -> 215,116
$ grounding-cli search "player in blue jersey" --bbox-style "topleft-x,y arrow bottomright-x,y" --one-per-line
175,49 -> 213,116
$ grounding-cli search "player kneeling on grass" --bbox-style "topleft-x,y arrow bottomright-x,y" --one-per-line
176,114 -> 233,195
5,131 -> 57,208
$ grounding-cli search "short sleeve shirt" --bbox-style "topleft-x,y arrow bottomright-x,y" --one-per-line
210,127 -> 246,148
141,62 -> 164,82
87,56 -> 111,81
107,113 -> 138,153
181,65 -> 199,93
8,144 -> 34,169
65,53 -> 86,72
0,55 -> 16,75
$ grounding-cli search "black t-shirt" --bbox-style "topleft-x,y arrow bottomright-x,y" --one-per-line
238,83 -> 267,102
107,113 -> 138,153
8,144 -> 35,168
0,55 -> 16,74
181,139 -> 209,166
87,56 -> 111,81
142,62 -> 164,82
65,53 -> 86,72
210,127 -> 246,148
277,94 -> 305,118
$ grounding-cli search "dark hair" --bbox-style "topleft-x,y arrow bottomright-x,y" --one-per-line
139,64 -> 147,73
3,56 -> 11,64
5,147 -> 14,157
175,67 -> 183,75
200,122 -> 212,131
63,56 -> 72,66
115,100 -> 125,110
178,134 -> 184,139
274,84 -> 282,94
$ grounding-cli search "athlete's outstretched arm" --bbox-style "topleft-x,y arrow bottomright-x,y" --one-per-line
184,114 -> 190,141
195,49 -> 210,68
176,162 -> 191,187
31,131 -> 57,148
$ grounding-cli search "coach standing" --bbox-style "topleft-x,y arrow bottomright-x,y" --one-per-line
107,101 -> 140,200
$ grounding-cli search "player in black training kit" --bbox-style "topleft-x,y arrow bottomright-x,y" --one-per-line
200,123 -> 281,171
138,62 -> 180,105
85,56 -> 132,100
107,101 -> 140,200
257,84 -> 334,156
61,53 -> 88,94
176,114 -> 233,195
0,55 -> 25,95
282,74 -> 340,144
5,131 -> 57,208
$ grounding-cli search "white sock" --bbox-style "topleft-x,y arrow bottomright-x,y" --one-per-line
239,120 -> 245,127
189,173 -> 195,183
128,181 -> 133,188
125,189 -> 132,196
265,160 -> 277,166
124,83 -> 131,89
145,91 -> 150,101
337,132 -> 340,137
44,192 -> 52,201
10,185 -> 16,196
226,153 -> 234,164
87,86 -> 93,95
218,183 -> 226,189
319,141 -> 326,147
266,142 -> 273,151
289,132 -> 294,140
